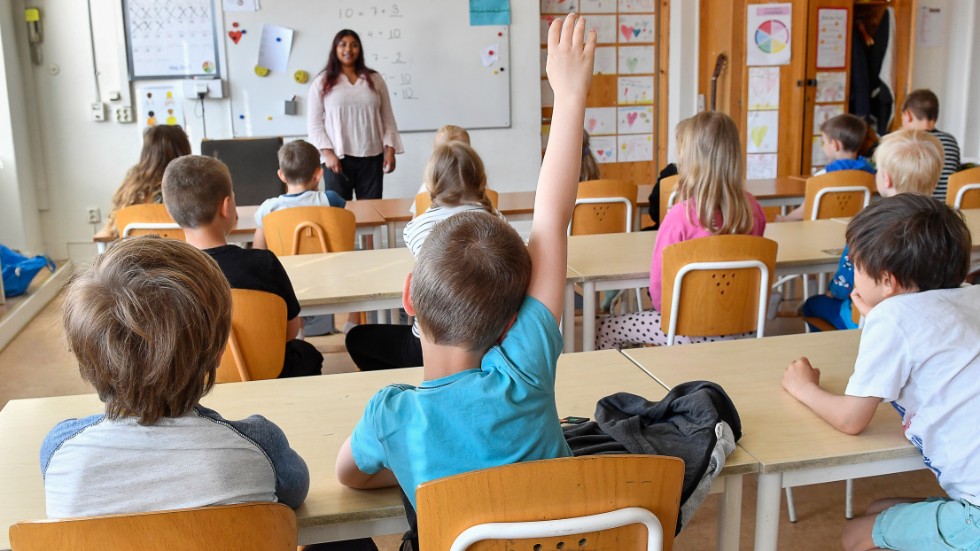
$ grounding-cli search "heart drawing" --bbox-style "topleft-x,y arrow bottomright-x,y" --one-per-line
751,126 -> 769,148
620,25 -> 634,40
626,57 -> 639,72
626,112 -> 639,126
228,30 -> 243,44
587,118 -> 598,132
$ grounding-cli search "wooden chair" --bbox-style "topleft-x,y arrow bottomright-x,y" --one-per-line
115,204 -> 184,240
217,289 -> 287,383
802,170 -> 875,221
8,502 -> 297,551
570,179 -> 636,235
661,235 -> 778,346
262,206 -> 356,256
658,174 -> 681,223
947,167 -> 980,209
416,455 -> 684,551
413,188 -> 499,218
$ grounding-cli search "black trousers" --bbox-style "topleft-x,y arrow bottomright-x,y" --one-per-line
279,339 -> 323,378
345,324 -> 423,371
322,154 -> 384,200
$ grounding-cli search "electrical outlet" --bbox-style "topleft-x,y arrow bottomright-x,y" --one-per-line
115,106 -> 133,123
90,102 -> 107,122
87,207 -> 101,224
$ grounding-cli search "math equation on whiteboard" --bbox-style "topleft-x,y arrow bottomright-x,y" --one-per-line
334,4 -> 418,102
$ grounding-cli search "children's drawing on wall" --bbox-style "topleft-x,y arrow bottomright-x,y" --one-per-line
816,8 -> 847,68
585,107 -> 617,135
135,84 -> 185,132
747,66 -> 780,110
813,104 -> 845,134
618,45 -> 655,74
541,80 -> 555,108
747,3 -> 792,66
618,0 -> 655,13
618,14 -> 655,43
618,76 -> 654,105
593,46 -> 617,74
579,0 -> 618,13
815,72 -> 847,103
541,0 -> 575,15
812,135 -> 828,168
587,15 -> 618,43
590,136 -> 618,164
746,153 -> 778,179
617,106 -> 654,134
746,110 -> 779,154
618,134 -> 654,162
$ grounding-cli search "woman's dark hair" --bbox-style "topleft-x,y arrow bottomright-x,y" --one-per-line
319,29 -> 376,96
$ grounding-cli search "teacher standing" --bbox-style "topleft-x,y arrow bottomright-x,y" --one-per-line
308,29 -> 403,200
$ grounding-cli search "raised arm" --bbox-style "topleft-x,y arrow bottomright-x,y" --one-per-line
526,14 -> 596,320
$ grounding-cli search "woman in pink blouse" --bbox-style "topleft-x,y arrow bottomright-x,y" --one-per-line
308,30 -> 403,200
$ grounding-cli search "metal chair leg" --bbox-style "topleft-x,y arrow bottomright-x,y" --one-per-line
845,478 -> 854,519
785,487 -> 798,523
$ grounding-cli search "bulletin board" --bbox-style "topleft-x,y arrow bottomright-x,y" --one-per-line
221,1 -> 511,136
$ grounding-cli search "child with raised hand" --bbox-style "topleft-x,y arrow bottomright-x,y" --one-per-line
800,129 -> 943,331
335,9 -> 596,522
42,237 -> 309,517
346,137 -> 503,371
782,194 -> 978,551
596,111 -> 767,349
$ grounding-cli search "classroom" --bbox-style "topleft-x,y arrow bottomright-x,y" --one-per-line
1,0 -> 979,550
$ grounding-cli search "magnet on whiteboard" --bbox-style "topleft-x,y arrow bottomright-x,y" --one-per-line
254,65 -> 270,77
294,70 -> 309,84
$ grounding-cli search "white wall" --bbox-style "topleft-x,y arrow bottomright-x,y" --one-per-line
0,0 -> 543,261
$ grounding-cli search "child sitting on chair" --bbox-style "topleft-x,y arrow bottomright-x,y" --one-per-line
800,129 -> 943,331
41,237 -> 309,518
782,193 -> 978,551
778,114 -> 876,222
163,155 -> 322,377
252,140 -> 346,250
901,89 -> 960,201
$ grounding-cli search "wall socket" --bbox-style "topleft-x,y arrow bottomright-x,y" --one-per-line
87,207 -> 101,224
115,106 -> 134,123
90,102 -> 107,122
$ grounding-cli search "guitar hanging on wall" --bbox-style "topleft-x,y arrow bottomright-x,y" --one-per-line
710,53 -> 728,112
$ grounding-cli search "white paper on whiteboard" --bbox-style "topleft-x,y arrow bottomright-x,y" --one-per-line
257,24 -> 293,73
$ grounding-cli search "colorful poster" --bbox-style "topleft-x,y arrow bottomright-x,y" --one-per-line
618,45 -> 655,74
618,14 -> 655,43
618,134 -> 654,162
618,0 -> 655,13
135,83 -> 185,132
618,76 -> 654,104
747,3 -> 792,66
590,136 -> 618,164
747,66 -> 780,110
813,104 -> 845,134
617,106 -> 654,134
593,46 -> 617,74
746,110 -> 779,153
585,107 -> 617,136
816,8 -> 847,68
746,153 -> 778,179
815,71 -> 847,103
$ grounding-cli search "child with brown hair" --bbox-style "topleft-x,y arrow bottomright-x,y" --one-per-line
41,237 -> 309,518
901,89 -> 960,200
346,140 -> 502,371
408,124 -> 473,216
580,129 -> 601,182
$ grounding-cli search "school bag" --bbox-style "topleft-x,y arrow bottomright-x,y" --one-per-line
1,244 -> 56,298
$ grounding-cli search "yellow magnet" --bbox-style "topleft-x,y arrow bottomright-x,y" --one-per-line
294,70 -> 309,84
254,65 -> 270,77
24,8 -> 40,22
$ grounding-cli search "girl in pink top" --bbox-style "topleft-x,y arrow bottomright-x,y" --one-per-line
596,112 -> 767,349
308,30 -> 403,200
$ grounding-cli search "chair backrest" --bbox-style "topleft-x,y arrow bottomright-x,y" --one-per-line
570,179 -> 636,235
8,502 -> 297,551
416,455 -> 684,551
946,167 -> 980,209
802,170 -> 875,220
201,137 -> 285,206
262,206 -> 356,256
660,235 -> 778,344
413,189 -> 500,218
217,289 -> 287,383
115,204 -> 185,240
658,175 -> 681,223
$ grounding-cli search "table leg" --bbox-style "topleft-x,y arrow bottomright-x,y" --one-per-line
754,473 -> 783,551
582,281 -> 596,352
563,282 -> 576,353
386,222 -> 397,249
717,474 -> 743,551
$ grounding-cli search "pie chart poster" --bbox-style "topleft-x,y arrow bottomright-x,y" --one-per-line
747,3 -> 792,66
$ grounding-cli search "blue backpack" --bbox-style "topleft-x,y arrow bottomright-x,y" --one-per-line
1,244 -> 56,298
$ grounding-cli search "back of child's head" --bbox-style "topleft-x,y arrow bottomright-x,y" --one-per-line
820,114 -> 867,153
412,210 -> 530,352
64,237 -> 232,425
675,111 -> 754,234
278,140 -> 322,186
162,155 -> 233,228
580,129 -> 601,182
433,125 -> 471,148
873,129 -> 943,195
113,125 -> 192,207
425,141 -> 493,212
846,193 -> 970,292
902,89 -> 940,121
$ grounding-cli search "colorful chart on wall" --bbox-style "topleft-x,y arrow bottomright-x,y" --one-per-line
747,3 -> 792,66
746,110 -> 779,153
135,83 -> 186,131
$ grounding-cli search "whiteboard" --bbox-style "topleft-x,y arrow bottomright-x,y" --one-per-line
124,0 -> 221,79
222,1 -> 511,136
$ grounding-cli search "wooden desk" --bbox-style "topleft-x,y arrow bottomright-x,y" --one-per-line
567,220 -> 845,351
0,351 -> 755,549
622,332 -> 922,551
